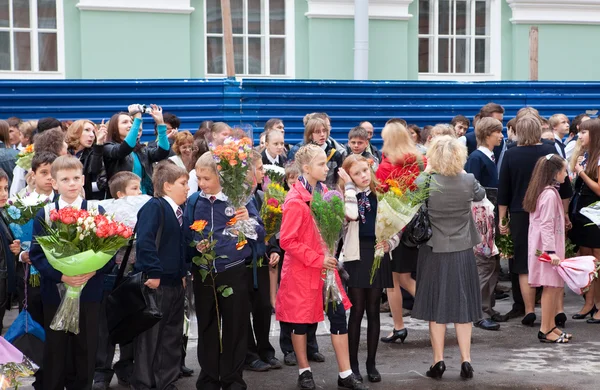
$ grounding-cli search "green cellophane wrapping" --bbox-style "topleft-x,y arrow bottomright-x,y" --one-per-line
41,247 -> 115,334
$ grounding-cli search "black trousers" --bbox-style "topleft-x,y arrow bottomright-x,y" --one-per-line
0,277 -> 7,334
246,266 -> 275,363
195,265 -> 249,390
94,291 -> 134,384
131,284 -> 184,390
279,319 -> 319,355
42,302 -> 100,390
16,262 -> 44,326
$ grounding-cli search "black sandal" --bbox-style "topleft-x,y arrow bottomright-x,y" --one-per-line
538,327 -> 568,343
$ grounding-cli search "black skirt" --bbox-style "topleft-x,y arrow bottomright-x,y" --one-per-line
569,177 -> 600,248
344,238 -> 393,289
509,211 -> 529,275
390,241 -> 419,274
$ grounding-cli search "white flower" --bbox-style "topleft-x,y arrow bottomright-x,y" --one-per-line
20,193 -> 47,207
79,234 -> 85,240
263,164 -> 285,176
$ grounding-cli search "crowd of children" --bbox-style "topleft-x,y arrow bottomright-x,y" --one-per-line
0,101 -> 598,390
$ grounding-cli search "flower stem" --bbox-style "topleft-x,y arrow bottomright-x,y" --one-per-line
210,270 -> 223,353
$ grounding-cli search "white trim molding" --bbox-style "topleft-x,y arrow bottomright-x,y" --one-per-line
76,0 -> 195,14
507,0 -> 600,24
306,0 -> 414,20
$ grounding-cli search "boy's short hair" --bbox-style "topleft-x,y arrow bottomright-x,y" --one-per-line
451,115 -> 470,128
549,113 -> 568,130
348,126 -> 369,141
51,155 -> 83,179
32,152 -> 58,172
0,168 -> 8,182
109,171 -> 141,198
18,120 -> 37,140
264,118 -> 283,131
152,160 -> 189,198
36,117 -> 62,134
196,151 -> 218,175
475,117 -> 503,146
6,117 -> 21,128
386,118 -> 408,127
479,102 -> 505,117
34,128 -> 66,155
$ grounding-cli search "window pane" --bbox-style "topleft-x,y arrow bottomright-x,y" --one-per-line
439,0 -> 450,35
456,0 -> 467,35
248,0 -> 261,34
0,0 -> 8,28
475,1 -> 488,36
270,0 -> 285,35
207,36 -> 223,74
0,31 -> 9,70
39,32 -> 57,71
418,38 -> 430,73
14,31 -> 31,71
270,37 -> 285,75
233,36 -> 244,74
206,0 -> 223,34
231,0 -> 243,34
438,38 -> 451,73
38,0 -> 57,29
248,37 -> 262,74
13,0 -> 30,28
419,0 -> 429,35
455,38 -> 469,73
475,38 -> 489,73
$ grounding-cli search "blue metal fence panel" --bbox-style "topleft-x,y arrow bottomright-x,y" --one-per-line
1,79 -> 600,146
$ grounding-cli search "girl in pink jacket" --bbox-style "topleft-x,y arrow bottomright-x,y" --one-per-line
276,144 -> 365,390
523,154 -> 570,344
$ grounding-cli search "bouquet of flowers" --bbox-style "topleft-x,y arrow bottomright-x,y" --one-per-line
35,207 -> 133,334
260,182 -> 287,243
263,164 -> 286,186
310,190 -> 345,308
4,193 -> 53,286
537,251 -> 598,295
0,336 -> 38,390
210,136 -> 258,249
15,144 -> 34,170
372,175 -> 431,284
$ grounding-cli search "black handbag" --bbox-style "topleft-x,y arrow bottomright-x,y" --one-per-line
106,204 -> 165,345
401,174 -> 433,248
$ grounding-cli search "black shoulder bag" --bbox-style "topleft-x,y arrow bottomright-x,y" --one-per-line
401,174 -> 433,248
106,202 -> 165,345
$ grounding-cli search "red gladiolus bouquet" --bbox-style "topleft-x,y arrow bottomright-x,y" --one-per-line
36,207 -> 133,334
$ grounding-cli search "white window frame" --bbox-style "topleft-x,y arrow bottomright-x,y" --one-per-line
0,0 -> 65,79
204,0 -> 295,78
418,0 -> 501,81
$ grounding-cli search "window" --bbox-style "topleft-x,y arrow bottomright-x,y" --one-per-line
0,0 -> 62,75
419,0 -> 494,77
205,0 -> 291,77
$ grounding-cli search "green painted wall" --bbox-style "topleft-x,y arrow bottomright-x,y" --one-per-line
294,0 -> 310,78
500,0 -> 513,80
63,0 -> 81,78
369,20 -> 409,80
406,0 -> 418,80
78,11 -> 191,79
306,18 -> 354,79
190,0 -> 205,78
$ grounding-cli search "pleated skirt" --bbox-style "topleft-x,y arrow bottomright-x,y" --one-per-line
412,245 -> 482,324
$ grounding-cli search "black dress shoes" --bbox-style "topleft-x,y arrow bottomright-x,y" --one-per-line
380,328 -> 408,343
338,373 -> 368,390
555,312 -> 567,328
367,366 -> 381,383
180,365 -> 194,377
284,352 -> 297,366
308,352 -> 325,363
475,318 -> 500,331
573,306 -> 597,319
460,362 -> 474,379
426,361 -> 446,379
521,312 -> 536,326
298,371 -> 316,390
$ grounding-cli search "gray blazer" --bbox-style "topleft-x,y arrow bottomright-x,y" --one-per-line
419,173 -> 486,253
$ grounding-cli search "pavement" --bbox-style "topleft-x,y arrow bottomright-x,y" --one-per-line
4,267 -> 600,390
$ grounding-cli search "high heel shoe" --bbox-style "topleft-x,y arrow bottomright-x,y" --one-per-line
538,327 -> 568,343
555,312 -> 567,328
460,362 -> 474,379
426,361 -> 446,379
521,312 -> 536,326
380,328 -> 408,343
573,306 -> 597,320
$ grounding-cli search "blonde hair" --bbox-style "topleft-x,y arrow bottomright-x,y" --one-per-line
195,151 -> 218,175
295,144 -> 325,172
304,117 -> 328,144
475,117 -> 503,146
429,123 -> 457,139
51,155 -> 83,179
66,120 -> 96,149
426,135 -> 468,176
18,120 -> 37,142
569,138 -> 584,172
516,115 -> 542,146
381,122 -> 419,163
549,113 -> 568,130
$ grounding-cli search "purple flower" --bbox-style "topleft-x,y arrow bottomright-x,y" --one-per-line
7,200 -> 12,205
323,190 -> 343,202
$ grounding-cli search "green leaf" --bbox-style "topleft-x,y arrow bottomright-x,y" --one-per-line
216,285 -> 225,293
199,269 -> 209,282
204,253 -> 214,261
221,287 -> 233,297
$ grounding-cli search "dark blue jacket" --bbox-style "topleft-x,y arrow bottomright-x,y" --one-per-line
465,150 -> 499,188
29,200 -> 114,305
134,197 -> 191,285
186,192 -> 265,273
0,211 -> 16,294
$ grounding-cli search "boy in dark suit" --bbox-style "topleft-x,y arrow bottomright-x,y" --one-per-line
30,155 -> 115,389
130,161 -> 191,390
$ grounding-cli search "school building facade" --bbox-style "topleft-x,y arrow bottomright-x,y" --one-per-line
1,0 -> 600,81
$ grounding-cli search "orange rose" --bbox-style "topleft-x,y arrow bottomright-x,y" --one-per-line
190,220 -> 208,232
227,217 -> 237,226
236,240 -> 247,250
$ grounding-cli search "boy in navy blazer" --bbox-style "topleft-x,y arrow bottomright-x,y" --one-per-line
29,155 -> 114,390
130,161 -> 191,390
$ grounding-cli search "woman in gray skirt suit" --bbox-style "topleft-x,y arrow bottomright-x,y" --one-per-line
411,135 -> 486,380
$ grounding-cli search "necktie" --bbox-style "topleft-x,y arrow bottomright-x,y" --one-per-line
209,196 -> 216,202
176,207 -> 183,227
357,192 -> 372,224
491,154 -> 495,163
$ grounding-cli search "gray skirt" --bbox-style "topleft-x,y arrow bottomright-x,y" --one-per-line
412,245 -> 482,324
